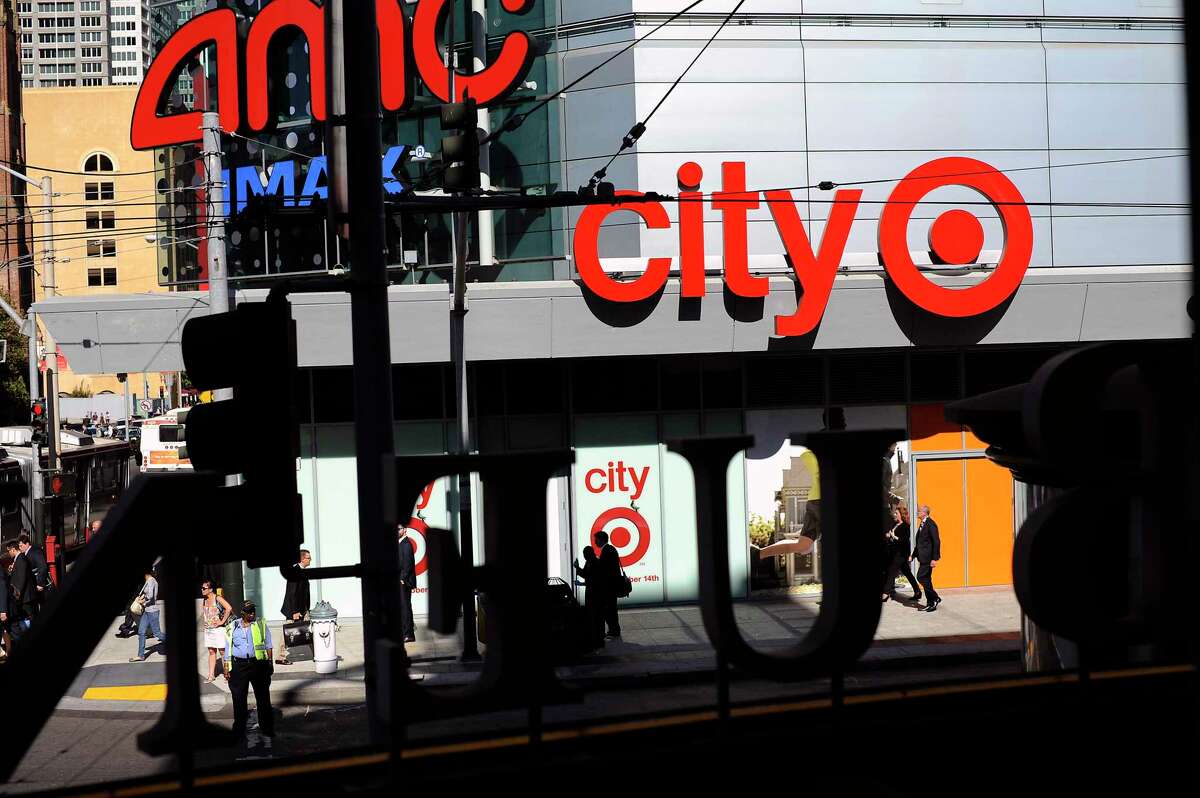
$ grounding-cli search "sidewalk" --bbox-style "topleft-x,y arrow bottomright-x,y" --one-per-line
65,587 -> 1020,712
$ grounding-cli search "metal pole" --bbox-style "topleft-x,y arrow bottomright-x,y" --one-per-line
202,111 -> 243,605
471,0 -> 495,267
447,0 -> 480,662
342,0 -> 401,743
39,175 -> 59,473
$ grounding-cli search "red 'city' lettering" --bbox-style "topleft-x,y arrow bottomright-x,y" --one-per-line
573,158 -> 1034,332
584,461 -> 651,501
131,0 -> 536,150
415,481 -> 436,511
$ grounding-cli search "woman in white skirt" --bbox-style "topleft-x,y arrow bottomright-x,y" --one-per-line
200,579 -> 233,682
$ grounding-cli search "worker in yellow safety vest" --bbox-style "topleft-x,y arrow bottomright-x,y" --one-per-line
224,600 -> 276,752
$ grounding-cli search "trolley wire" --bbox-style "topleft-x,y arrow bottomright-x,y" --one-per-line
586,0 -> 747,192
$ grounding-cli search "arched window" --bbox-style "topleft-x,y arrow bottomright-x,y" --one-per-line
83,152 -> 114,172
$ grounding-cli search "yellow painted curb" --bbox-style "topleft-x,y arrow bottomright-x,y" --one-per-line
83,684 -> 168,702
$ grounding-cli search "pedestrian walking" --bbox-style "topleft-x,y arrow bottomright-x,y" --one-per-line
593,530 -> 622,640
224,600 -> 276,753
18,533 -> 51,602
201,579 -> 232,682
0,556 -> 10,660
911,504 -> 942,612
397,527 -> 416,643
129,570 -> 166,661
884,505 -> 922,603
277,549 -> 311,665
5,540 -> 35,636
572,546 -> 604,650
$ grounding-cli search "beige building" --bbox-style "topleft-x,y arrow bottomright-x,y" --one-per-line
24,85 -> 169,401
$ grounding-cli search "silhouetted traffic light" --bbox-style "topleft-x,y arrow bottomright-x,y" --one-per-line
30,399 -> 47,446
179,297 -> 301,567
440,99 -> 480,193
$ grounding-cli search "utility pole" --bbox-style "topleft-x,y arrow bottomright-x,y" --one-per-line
39,175 -> 59,474
471,0 -> 494,269
201,111 -> 243,605
340,0 -> 401,743
0,163 -> 55,536
446,0 -> 480,662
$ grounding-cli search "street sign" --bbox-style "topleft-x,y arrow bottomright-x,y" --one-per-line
139,400 -> 153,413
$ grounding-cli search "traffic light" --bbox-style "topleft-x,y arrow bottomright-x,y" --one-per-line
179,298 -> 301,567
30,399 -> 47,445
440,99 -> 480,193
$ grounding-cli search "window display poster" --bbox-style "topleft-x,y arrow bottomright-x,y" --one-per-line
573,441 -> 666,605
400,477 -> 452,616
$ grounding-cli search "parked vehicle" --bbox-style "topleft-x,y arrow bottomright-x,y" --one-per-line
137,409 -> 192,473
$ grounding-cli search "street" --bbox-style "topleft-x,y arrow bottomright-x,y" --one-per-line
3,589 -> 1020,793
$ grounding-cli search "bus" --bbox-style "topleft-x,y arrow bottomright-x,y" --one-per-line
0,427 -> 135,572
137,408 -> 193,473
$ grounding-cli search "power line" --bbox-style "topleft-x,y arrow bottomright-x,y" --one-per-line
0,155 -> 201,178
411,0 -> 712,192
227,131 -> 317,161
586,0 -> 747,192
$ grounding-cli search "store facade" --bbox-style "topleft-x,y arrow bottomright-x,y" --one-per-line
37,0 -> 1190,616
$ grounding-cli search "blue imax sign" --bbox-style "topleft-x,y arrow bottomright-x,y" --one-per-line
222,144 -> 418,216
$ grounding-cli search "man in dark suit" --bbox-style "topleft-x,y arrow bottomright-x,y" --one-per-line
910,505 -> 942,612
593,530 -> 622,639
18,533 -> 51,602
277,549 -> 312,665
397,526 -> 417,643
5,540 -> 36,635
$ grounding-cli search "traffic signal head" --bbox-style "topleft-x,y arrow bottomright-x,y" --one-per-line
440,99 -> 480,193
30,399 -> 47,445
180,298 -> 302,566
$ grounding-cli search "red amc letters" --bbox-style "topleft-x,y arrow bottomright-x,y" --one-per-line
574,157 -> 1035,336
131,0 -> 536,150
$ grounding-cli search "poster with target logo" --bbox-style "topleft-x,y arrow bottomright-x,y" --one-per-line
573,445 -> 665,604
399,477 -> 452,615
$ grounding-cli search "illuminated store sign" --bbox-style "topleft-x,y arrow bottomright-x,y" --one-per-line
131,0 -> 536,150
573,157 -> 1035,337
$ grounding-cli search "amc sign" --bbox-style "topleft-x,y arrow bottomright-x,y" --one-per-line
130,0 -> 536,150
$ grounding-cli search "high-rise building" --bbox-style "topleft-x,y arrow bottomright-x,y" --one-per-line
15,0 -> 175,89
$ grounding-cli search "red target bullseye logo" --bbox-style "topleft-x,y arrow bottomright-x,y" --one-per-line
402,518 -> 429,576
591,507 -> 651,568
879,156 -> 1034,318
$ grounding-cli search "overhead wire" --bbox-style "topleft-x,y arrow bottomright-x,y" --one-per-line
227,131 -> 317,161
586,0 -> 747,191
410,0 -> 713,191
0,155 -> 202,177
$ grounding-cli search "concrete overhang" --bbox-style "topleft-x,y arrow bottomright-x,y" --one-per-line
32,266 -> 1190,374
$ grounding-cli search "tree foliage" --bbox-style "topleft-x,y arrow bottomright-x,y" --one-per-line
748,513 -> 775,548
0,301 -> 30,425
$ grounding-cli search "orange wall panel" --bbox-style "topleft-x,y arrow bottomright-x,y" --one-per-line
963,428 -> 987,451
965,458 -> 1015,587
915,459 -> 965,589
910,405 -> 964,452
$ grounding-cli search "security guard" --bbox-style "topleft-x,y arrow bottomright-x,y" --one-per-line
224,600 -> 276,751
